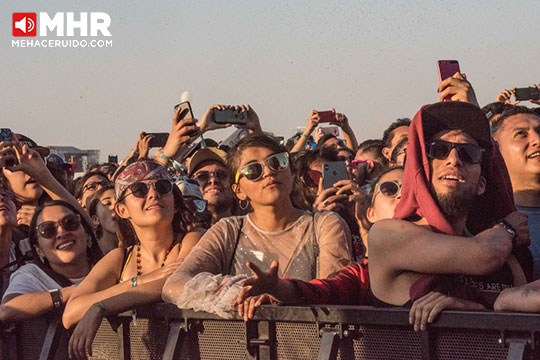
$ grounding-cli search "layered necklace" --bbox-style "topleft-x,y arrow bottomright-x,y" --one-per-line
135,240 -> 175,276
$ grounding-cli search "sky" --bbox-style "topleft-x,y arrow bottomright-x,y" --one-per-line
2,1 -> 540,162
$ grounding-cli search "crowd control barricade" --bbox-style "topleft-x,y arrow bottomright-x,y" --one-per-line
3,303 -> 540,359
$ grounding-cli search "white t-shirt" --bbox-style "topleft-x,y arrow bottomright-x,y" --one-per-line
2,263 -> 85,300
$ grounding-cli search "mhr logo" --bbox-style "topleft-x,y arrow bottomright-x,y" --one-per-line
12,12 -> 111,37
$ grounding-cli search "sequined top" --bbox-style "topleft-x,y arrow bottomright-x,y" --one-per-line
175,210 -> 353,281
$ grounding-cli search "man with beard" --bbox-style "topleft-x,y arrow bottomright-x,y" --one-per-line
368,101 -> 531,311
189,147 -> 237,225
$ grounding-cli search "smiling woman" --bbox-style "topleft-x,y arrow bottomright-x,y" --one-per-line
62,159 -> 205,360
0,200 -> 102,324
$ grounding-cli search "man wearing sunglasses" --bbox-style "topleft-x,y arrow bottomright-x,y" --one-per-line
492,106 -> 540,280
189,147 -> 236,225
369,101 -> 531,321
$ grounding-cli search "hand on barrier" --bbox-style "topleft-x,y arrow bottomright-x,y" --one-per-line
68,304 -> 104,360
232,260 -> 279,320
409,291 -> 484,332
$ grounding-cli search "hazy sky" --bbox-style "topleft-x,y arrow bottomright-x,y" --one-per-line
2,1 -> 539,161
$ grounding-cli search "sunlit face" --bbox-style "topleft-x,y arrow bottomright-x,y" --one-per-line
115,179 -> 175,228
81,174 -> 109,208
367,168 -> 403,223
428,130 -> 486,214
35,205 -> 88,266
495,114 -> 540,183
0,190 -> 16,227
2,168 -> 43,204
95,188 -> 117,234
192,161 -> 233,207
233,147 -> 293,207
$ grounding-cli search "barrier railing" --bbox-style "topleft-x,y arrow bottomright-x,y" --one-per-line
3,303 -> 540,359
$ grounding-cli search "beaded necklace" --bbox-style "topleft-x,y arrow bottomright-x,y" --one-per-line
135,240 -> 175,276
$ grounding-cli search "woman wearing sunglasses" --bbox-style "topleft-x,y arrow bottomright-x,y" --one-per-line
0,200 -> 102,323
162,135 -> 352,314
231,167 -> 404,320
63,159 -> 204,359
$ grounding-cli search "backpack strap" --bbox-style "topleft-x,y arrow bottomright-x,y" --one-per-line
227,217 -> 245,275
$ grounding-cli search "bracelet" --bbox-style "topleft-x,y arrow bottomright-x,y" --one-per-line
131,276 -> 137,288
49,289 -> 63,309
94,301 -> 107,314
498,220 -> 517,242
159,152 -> 173,164
301,133 -> 310,139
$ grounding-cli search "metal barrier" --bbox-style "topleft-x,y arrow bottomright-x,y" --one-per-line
3,303 -> 540,359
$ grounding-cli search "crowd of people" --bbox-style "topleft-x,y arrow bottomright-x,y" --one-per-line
0,75 -> 540,358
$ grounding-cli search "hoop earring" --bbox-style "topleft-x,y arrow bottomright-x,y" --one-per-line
239,199 -> 250,211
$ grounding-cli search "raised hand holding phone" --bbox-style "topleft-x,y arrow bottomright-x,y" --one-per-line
161,102 -> 200,161
437,71 -> 479,107
199,105 -> 232,133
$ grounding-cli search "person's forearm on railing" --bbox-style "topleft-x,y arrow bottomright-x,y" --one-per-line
62,277 -> 166,329
0,286 -> 76,323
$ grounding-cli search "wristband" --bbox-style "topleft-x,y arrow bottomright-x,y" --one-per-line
301,133 -> 310,139
160,152 -> 173,164
94,301 -> 107,314
131,276 -> 137,288
49,288 -> 63,309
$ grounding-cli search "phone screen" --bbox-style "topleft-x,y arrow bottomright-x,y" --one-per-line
174,101 -> 194,121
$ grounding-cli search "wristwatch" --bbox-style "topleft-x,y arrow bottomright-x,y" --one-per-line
498,220 -> 517,242
49,288 -> 63,309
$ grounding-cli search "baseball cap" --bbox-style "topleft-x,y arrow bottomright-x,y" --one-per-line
422,102 -> 492,150
46,154 -> 72,170
188,147 -> 227,177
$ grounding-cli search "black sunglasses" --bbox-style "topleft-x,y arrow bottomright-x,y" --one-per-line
119,179 -> 173,202
426,140 -> 484,164
37,213 -> 81,239
193,170 -> 229,183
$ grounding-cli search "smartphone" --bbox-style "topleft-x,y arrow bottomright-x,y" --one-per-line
437,60 -> 460,82
174,101 -> 199,138
322,161 -> 348,189
317,110 -> 336,123
108,155 -> 118,164
320,126 -> 339,137
515,87 -> 540,101
214,108 -> 247,125
0,128 -> 16,167
0,128 -> 12,142
174,101 -> 194,120
142,132 -> 169,148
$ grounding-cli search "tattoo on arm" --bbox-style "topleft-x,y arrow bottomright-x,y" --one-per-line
521,287 -> 540,298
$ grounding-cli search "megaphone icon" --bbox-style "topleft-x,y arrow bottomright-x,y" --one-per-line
15,17 -> 35,33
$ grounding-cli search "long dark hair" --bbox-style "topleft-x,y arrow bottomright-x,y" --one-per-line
87,185 -> 115,239
116,182 -> 197,248
28,200 -> 103,287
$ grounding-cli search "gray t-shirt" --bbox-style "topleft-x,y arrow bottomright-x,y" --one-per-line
516,204 -> 540,280
2,263 -> 85,300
